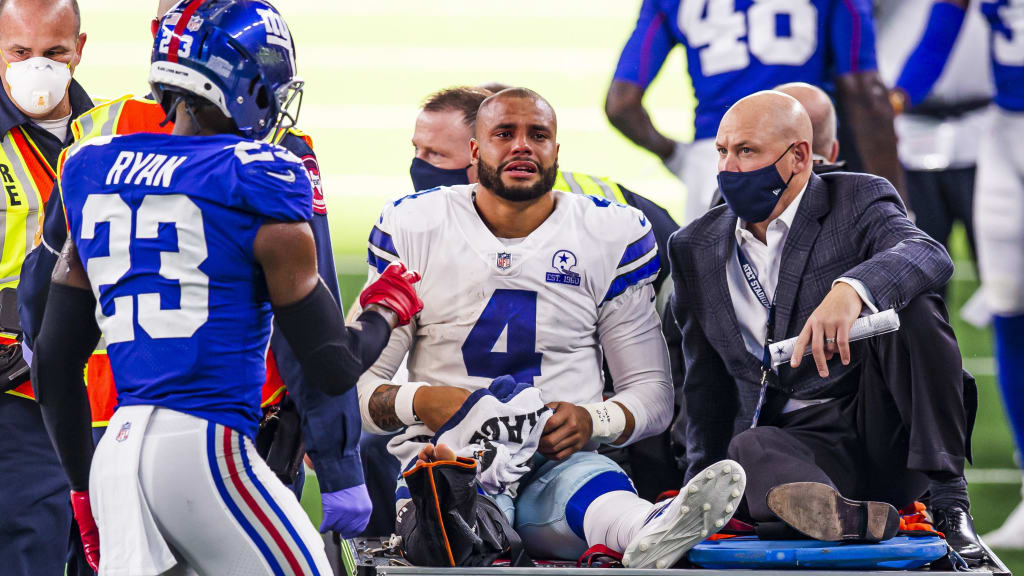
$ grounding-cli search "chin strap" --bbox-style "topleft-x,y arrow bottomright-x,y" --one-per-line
159,93 -> 204,134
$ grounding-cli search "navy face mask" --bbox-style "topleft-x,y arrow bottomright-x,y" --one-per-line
717,142 -> 796,223
410,157 -> 470,191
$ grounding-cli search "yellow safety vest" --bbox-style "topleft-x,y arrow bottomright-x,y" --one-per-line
553,170 -> 629,206
2,126 -> 60,400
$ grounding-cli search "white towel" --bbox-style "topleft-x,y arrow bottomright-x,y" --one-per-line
388,376 -> 552,495
91,405 -> 177,576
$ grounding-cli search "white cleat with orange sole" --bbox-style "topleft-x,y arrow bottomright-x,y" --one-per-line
622,459 -> 746,569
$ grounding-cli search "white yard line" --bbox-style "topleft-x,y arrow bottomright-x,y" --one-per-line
967,468 -> 1022,485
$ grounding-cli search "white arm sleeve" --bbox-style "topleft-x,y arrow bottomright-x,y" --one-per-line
597,282 -> 673,446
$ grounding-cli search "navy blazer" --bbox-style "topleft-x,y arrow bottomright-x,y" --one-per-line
668,172 -> 954,479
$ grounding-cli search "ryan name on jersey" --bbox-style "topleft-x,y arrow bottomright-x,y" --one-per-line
104,151 -> 189,188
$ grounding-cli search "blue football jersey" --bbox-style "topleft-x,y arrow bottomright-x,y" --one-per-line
60,133 -> 313,438
982,0 -> 1024,111
613,0 -> 878,139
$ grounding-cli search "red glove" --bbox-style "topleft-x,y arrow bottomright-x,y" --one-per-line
71,490 -> 100,571
359,262 -> 423,326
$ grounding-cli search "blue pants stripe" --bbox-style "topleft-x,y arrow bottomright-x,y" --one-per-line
206,423 -> 285,576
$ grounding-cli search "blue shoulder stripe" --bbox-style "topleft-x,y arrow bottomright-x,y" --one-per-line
368,226 -> 398,257
617,229 -> 656,269
603,254 -> 661,303
367,248 -> 392,273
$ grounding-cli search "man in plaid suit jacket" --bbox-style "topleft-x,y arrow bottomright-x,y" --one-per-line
668,91 -> 980,559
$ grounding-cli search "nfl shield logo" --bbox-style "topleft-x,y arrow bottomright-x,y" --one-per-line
186,14 -> 204,32
115,421 -> 131,443
496,252 -> 512,270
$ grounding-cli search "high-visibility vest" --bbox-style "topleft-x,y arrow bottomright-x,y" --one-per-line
553,170 -> 629,205
60,96 -> 314,425
44,96 -> 174,422
2,127 -> 68,400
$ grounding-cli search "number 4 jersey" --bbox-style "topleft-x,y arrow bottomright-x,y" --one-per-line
356,184 -> 673,442
59,133 -> 313,439
614,0 -> 878,140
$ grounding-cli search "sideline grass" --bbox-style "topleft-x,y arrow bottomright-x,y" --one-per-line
74,2 -> 1020,572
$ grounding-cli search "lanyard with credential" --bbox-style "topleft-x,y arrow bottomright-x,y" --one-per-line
736,246 -> 775,428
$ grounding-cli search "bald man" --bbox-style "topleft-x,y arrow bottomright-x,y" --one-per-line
357,88 -> 743,568
669,90 -> 981,558
0,1 -> 95,575
708,83 -> 843,210
774,83 -> 840,166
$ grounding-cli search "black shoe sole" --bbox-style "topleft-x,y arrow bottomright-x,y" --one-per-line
766,482 -> 900,542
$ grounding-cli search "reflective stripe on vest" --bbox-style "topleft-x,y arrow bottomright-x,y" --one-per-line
1,127 -> 57,401
27,96 -> 171,412
553,170 -> 628,205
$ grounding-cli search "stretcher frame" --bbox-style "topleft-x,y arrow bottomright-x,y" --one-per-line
336,537 -> 1012,576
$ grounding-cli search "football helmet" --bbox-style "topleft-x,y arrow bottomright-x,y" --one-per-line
150,0 -> 302,139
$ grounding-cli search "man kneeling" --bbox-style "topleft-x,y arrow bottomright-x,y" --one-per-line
356,88 -> 743,568
670,90 -> 980,559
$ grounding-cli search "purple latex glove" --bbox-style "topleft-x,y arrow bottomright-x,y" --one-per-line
320,484 -> 372,537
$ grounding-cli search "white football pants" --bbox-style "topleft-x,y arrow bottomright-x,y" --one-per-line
92,406 -> 331,576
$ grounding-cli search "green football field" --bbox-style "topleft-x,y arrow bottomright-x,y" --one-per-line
76,1 -> 1021,571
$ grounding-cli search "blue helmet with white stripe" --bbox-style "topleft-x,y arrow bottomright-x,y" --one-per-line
149,0 -> 302,140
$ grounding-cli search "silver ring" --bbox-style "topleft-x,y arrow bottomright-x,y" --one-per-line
825,337 -> 837,344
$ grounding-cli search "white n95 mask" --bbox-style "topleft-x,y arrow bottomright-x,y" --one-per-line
3,55 -> 71,116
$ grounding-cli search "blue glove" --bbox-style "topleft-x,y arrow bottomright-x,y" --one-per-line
319,484 -> 372,537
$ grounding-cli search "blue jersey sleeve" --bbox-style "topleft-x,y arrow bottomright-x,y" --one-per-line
267,133 -> 364,492
229,144 -> 313,223
612,0 -> 678,90
830,0 -> 879,75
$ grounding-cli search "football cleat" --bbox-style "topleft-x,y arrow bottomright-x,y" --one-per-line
622,459 -> 746,569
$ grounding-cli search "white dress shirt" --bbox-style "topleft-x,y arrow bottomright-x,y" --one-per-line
726,184 -> 876,414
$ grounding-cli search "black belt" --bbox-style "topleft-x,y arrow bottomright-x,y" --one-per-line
905,98 -> 992,120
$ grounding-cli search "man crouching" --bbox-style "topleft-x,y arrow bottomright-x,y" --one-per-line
670,90 -> 980,560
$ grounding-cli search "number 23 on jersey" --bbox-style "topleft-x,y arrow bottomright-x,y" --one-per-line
81,193 -> 209,344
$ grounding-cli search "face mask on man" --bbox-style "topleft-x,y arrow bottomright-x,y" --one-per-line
410,157 -> 470,192
717,142 -> 796,223
2,52 -> 72,116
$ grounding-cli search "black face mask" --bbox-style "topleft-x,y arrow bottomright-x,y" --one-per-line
410,157 -> 470,191
717,142 -> 796,223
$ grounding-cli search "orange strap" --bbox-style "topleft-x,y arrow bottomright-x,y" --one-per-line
898,501 -> 945,538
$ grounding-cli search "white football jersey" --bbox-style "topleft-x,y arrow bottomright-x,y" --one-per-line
357,184 -> 672,443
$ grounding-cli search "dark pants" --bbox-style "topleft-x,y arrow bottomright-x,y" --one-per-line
727,294 -> 974,521
906,168 -> 977,274
360,432 -> 401,537
0,394 -> 74,576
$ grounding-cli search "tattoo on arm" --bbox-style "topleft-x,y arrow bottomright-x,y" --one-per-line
369,384 -> 402,431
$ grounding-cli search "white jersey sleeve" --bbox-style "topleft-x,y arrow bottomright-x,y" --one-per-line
588,204 -> 673,445
356,192 -> 435,434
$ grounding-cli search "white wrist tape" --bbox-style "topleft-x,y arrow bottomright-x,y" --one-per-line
581,401 -> 627,444
394,382 -> 428,427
